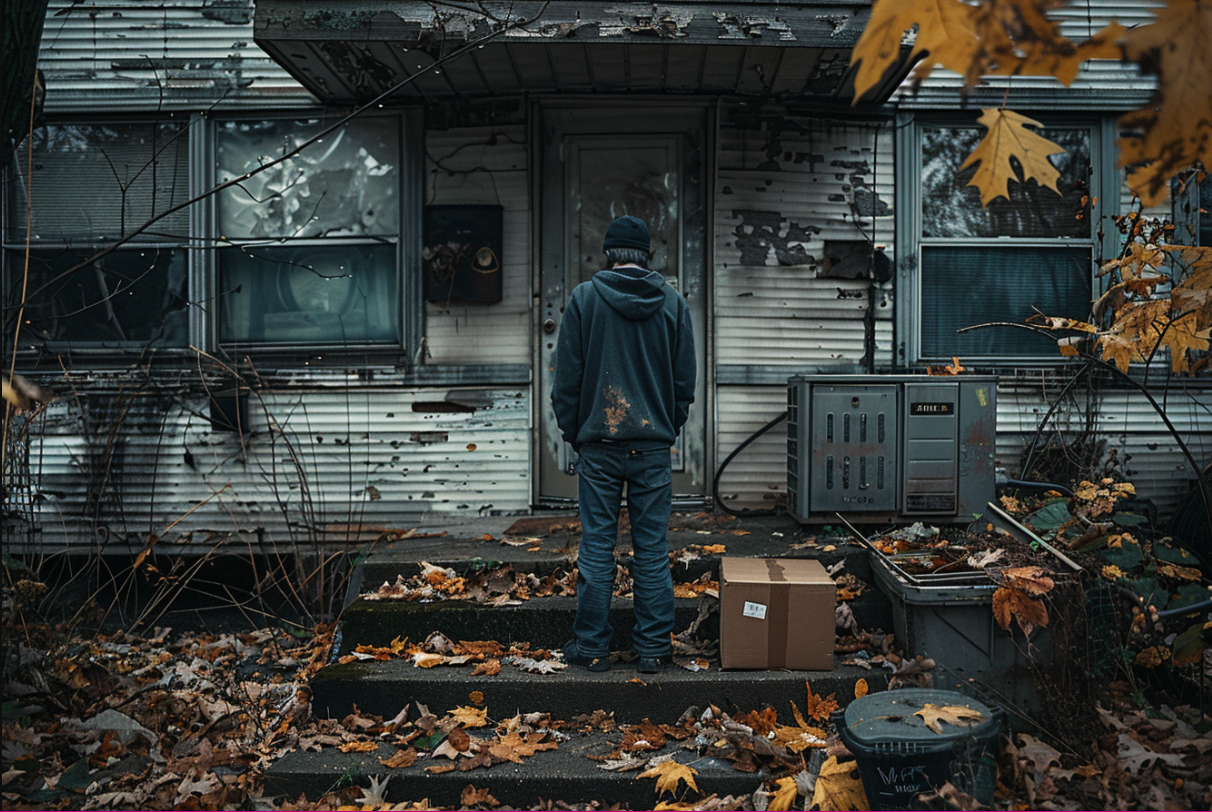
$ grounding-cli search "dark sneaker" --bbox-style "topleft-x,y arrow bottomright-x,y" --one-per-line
636,654 -> 672,674
562,639 -> 610,672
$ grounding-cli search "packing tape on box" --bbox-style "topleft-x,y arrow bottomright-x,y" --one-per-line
766,560 -> 790,669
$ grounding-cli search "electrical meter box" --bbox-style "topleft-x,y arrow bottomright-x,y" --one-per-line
787,375 -> 998,523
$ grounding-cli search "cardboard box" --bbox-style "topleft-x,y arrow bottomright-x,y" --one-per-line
719,557 -> 835,671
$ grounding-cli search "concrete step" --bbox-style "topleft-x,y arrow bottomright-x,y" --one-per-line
265,730 -> 776,808
335,590 -> 893,656
308,655 -> 876,724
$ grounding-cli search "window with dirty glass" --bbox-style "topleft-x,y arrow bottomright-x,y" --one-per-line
918,123 -> 1095,358
215,116 -> 401,346
3,122 -> 191,349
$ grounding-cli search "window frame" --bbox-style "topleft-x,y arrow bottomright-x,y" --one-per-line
896,112 -> 1117,366
3,108 -> 423,360
205,108 -> 423,355
3,116 -> 198,355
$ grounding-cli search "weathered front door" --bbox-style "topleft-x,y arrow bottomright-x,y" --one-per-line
537,105 -> 708,504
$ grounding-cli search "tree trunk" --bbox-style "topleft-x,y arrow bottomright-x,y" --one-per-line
3,0 -> 50,170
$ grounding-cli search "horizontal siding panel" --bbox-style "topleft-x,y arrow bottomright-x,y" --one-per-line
424,125 -> 532,366
38,0 -> 313,112
18,387 -> 531,553
716,385 -> 791,510
715,110 -> 895,369
896,0 -> 1162,109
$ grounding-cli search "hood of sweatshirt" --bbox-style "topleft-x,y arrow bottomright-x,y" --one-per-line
590,266 -> 667,321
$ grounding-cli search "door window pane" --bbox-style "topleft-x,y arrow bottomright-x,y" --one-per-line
921,246 -> 1092,357
12,247 -> 188,346
216,117 -> 399,239
218,243 -> 397,343
569,138 -> 679,284
922,126 -> 1091,239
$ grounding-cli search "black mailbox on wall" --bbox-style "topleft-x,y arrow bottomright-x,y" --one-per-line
423,204 -> 504,306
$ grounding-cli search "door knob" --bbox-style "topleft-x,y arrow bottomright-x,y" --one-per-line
543,318 -> 556,334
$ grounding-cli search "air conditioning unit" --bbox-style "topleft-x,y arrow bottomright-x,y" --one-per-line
787,375 -> 998,523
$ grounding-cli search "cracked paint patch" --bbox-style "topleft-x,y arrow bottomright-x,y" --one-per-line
732,210 -> 820,267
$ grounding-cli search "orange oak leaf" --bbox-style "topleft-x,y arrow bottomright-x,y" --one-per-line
804,681 -> 840,722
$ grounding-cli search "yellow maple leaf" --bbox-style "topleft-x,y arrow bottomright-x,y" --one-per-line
961,109 -> 1066,207
638,759 -> 699,797
810,756 -> 869,810
768,776 -> 799,811
914,703 -> 986,734
1119,0 -> 1212,205
849,0 -> 979,103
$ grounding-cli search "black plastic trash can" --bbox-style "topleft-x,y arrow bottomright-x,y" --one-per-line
833,688 -> 1004,810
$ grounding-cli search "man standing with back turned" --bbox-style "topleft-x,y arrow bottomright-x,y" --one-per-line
552,214 -> 696,675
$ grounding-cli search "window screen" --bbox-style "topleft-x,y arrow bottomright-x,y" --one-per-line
7,123 -> 190,242
4,122 -> 191,350
920,246 -> 1092,357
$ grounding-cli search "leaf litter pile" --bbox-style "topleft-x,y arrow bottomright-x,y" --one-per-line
4,494 -> 1211,810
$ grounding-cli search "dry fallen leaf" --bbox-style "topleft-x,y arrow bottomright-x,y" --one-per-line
379,747 -> 418,768
471,659 -> 501,676
914,703 -> 986,734
638,759 -> 700,797
448,705 -> 489,728
854,678 -> 869,699
804,681 -> 840,722
810,756 -> 868,810
339,741 -> 379,753
768,775 -> 799,811
461,784 -> 500,807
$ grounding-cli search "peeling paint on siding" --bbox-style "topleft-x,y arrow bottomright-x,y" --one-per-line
11,386 -> 531,554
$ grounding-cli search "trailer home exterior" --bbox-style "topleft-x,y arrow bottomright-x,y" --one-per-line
3,1 -> 1208,554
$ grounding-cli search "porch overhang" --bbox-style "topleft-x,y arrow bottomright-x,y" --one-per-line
253,1 -> 911,106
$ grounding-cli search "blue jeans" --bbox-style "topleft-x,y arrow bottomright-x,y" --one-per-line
573,443 -> 674,659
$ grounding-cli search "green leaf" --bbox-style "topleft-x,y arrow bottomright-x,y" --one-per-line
1171,624 -> 1204,667
1170,584 -> 1209,610
412,731 -> 448,751
1111,512 -> 1151,528
1,550 -> 27,571
57,758 -> 94,792
1026,499 -> 1072,533
1153,539 -> 1197,565
1099,538 -> 1144,570
2,701 -> 42,720
1122,577 -> 1167,610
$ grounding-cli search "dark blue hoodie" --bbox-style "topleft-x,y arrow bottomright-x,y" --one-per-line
551,265 -> 696,449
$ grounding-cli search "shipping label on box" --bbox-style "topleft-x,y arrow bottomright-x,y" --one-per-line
719,557 -> 835,671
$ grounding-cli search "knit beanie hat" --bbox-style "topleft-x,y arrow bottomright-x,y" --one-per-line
602,215 -> 650,253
